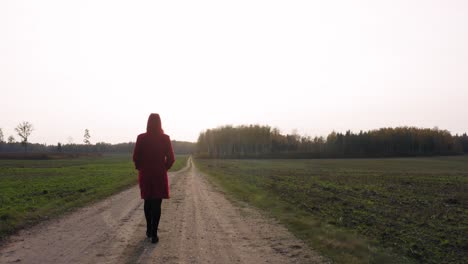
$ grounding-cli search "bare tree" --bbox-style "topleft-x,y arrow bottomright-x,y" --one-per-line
8,135 -> 15,144
84,129 -> 91,145
0,128 -> 4,142
15,121 -> 33,152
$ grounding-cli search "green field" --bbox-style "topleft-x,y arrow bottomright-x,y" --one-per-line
194,156 -> 468,264
0,154 -> 188,240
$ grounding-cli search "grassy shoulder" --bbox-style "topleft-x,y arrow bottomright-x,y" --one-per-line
194,157 -> 468,264
0,154 -> 187,240
170,155 -> 189,172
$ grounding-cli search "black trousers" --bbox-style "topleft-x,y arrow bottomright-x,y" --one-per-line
144,199 -> 163,236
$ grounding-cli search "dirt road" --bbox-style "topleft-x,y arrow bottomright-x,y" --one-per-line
0,158 -> 325,264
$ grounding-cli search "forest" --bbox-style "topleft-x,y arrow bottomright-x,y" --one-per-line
196,125 -> 468,158
2,124 -> 468,159
0,140 -> 196,155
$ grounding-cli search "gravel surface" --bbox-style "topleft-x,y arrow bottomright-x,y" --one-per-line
0,158 -> 325,264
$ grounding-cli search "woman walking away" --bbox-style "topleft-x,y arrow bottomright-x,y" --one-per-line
133,113 -> 175,243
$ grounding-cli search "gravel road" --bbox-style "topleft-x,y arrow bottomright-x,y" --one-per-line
0,158 -> 325,264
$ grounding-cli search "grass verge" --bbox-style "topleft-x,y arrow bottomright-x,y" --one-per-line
170,155 -> 189,172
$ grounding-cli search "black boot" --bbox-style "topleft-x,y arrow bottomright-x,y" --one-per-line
144,200 -> 152,238
146,225 -> 152,238
149,199 -> 162,244
151,229 -> 159,244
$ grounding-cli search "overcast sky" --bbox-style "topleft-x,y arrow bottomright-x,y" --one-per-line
1,0 -> 467,144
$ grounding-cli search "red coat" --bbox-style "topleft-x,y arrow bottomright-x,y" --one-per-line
133,132 -> 175,199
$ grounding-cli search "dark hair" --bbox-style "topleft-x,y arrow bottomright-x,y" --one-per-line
146,113 -> 163,134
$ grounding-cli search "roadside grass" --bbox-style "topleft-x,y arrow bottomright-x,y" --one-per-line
0,154 -> 187,240
194,156 -> 468,264
170,155 -> 189,172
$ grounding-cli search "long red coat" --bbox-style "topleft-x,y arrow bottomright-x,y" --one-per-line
133,132 -> 175,199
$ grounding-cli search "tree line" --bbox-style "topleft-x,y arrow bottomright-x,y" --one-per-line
0,123 -> 195,155
0,122 -> 94,153
0,140 -> 195,155
196,125 -> 468,158
2,122 -> 467,158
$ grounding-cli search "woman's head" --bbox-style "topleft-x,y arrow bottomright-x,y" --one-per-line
147,113 -> 163,134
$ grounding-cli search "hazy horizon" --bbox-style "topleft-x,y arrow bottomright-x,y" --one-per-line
1,0 -> 467,144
